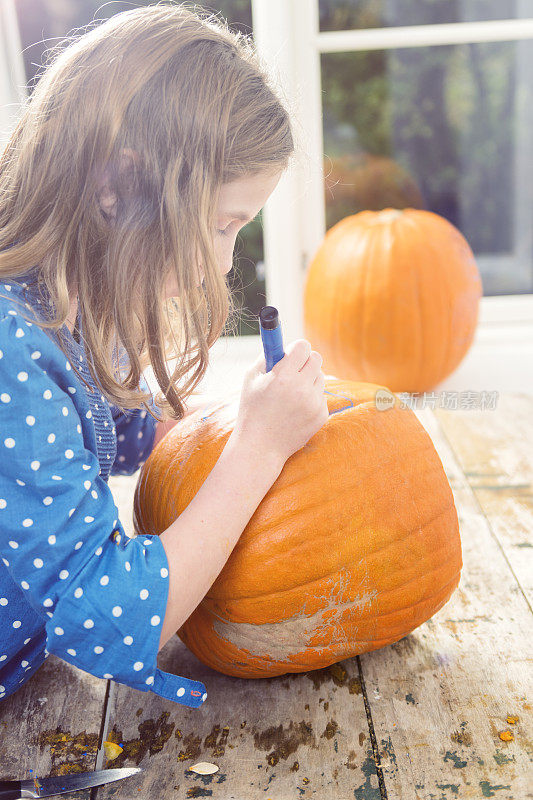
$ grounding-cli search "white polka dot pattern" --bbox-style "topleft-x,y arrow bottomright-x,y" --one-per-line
0,274 -> 206,709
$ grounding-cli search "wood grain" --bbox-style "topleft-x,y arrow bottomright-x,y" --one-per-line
0,654 -> 107,799
95,644 -> 380,799
435,392 -> 533,606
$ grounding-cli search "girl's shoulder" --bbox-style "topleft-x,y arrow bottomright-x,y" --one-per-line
0,277 -> 39,319
0,281 -> 64,370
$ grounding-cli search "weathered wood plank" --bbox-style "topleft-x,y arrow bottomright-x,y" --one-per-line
358,401 -> 533,800
0,654 -> 107,799
95,646 -> 380,799
434,392 -> 533,606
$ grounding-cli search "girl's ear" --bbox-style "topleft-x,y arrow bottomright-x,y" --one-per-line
96,148 -> 140,220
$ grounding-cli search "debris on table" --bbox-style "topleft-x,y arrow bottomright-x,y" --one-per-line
188,762 -> 219,775
103,741 -> 124,761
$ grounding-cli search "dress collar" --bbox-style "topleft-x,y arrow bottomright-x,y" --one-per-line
9,265 -> 83,356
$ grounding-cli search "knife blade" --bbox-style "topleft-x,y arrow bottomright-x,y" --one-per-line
0,767 -> 142,799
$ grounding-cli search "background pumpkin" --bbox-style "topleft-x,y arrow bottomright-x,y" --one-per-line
133,377 -> 462,679
303,208 -> 482,393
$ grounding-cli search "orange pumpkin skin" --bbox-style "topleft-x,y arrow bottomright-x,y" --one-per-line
133,378 -> 462,679
303,208 -> 482,393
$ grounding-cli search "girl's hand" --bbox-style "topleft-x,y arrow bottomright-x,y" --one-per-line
231,339 -> 329,466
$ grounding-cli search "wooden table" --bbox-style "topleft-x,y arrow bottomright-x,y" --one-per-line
1,392 -> 531,799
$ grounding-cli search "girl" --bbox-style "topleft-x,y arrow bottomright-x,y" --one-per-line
0,3 -> 328,708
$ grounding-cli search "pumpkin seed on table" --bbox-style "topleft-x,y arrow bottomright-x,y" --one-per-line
103,741 -> 123,761
188,762 -> 219,775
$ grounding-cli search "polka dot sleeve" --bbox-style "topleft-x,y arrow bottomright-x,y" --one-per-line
0,314 -> 206,708
109,369 -> 161,477
109,401 -> 158,477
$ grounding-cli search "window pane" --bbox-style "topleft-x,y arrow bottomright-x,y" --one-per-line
13,0 -> 263,335
322,41 -> 533,295
319,0 -> 531,32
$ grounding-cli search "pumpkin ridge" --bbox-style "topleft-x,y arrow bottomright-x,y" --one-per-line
228,498 -> 458,602
418,214 -> 451,383
410,222 -> 424,387
200,459 -> 458,604
205,540 -> 460,619
250,434 -> 447,520
353,562 -> 462,616
361,224 -> 377,379
366,568 -> 461,622
228,569 -> 461,635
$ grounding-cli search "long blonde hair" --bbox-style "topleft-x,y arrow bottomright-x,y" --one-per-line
0,2 -> 294,420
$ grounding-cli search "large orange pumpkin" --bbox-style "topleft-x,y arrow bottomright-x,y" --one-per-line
133,378 -> 462,679
303,208 -> 482,393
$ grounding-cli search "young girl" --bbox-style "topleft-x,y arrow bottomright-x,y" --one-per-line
0,4 -> 328,708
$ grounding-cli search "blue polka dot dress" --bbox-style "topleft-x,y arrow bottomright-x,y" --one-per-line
0,269 -> 207,709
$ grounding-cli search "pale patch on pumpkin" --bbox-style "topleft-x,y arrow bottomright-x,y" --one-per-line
211,568 -> 378,662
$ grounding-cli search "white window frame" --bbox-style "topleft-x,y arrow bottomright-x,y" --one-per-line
249,2 -> 533,366
0,0 -> 26,150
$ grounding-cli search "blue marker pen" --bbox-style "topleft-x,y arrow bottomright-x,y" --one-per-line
259,306 -> 285,372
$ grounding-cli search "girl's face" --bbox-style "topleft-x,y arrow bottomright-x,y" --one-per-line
164,168 -> 283,297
